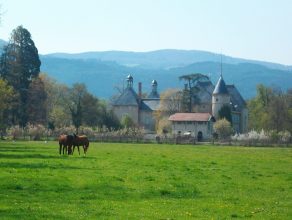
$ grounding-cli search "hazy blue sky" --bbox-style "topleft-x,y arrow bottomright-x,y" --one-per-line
1,0 -> 291,65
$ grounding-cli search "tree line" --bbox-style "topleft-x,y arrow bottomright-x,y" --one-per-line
0,26 -> 120,138
248,84 -> 292,133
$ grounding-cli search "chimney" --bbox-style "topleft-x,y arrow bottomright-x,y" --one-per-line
138,82 -> 142,98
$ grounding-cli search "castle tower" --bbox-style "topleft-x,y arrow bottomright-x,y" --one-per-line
148,80 -> 160,98
212,75 -> 230,118
127,74 -> 133,88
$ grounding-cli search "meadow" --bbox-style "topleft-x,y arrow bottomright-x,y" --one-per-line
0,141 -> 291,219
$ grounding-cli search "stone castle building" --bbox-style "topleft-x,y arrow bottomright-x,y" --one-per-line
193,74 -> 248,133
112,75 -> 160,132
169,74 -> 248,140
112,74 -> 248,136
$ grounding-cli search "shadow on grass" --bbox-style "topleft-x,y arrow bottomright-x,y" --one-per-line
0,161 -> 91,170
0,144 -> 55,152
0,153 -> 61,159
0,148 -> 45,153
0,151 -> 96,160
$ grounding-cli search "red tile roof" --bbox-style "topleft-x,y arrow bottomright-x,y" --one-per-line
168,113 -> 212,122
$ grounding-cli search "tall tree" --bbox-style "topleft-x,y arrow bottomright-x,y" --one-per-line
27,76 -> 47,125
0,26 -> 41,127
179,73 -> 209,112
218,105 -> 232,124
69,83 -> 87,133
248,84 -> 292,132
267,92 -> 289,132
0,79 -> 15,138
41,74 -> 71,128
81,92 -> 100,127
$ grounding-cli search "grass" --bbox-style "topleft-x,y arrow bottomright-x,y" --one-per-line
0,141 -> 291,219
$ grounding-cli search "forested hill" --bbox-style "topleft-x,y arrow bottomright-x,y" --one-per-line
46,49 -> 292,71
1,37 -> 290,99
40,56 -> 292,99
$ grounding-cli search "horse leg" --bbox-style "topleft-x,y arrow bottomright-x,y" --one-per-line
59,143 -> 62,155
63,145 -> 67,155
68,145 -> 72,155
78,146 -> 80,155
84,143 -> 89,156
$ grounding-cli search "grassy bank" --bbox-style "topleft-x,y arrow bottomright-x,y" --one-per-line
0,141 -> 291,219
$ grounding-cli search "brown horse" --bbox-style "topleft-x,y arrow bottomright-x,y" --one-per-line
58,134 -> 74,155
72,134 -> 89,156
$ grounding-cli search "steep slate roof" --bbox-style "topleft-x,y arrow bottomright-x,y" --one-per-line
169,113 -> 213,122
213,76 -> 229,95
113,87 -> 139,106
226,85 -> 246,111
141,99 -> 160,111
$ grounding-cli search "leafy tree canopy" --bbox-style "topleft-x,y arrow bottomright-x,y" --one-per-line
179,73 -> 210,112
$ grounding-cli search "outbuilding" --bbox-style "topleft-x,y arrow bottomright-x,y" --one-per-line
168,113 -> 215,141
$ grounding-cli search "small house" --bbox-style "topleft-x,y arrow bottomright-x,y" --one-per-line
169,113 -> 215,141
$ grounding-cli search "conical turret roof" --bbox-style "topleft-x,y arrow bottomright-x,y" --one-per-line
213,76 -> 229,95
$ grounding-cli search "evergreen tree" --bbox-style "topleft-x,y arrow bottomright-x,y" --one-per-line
0,26 -> 41,127
218,105 -> 232,124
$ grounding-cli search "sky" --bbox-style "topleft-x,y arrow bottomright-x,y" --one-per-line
0,0 -> 291,65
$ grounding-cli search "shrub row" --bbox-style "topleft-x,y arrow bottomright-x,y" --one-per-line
231,130 -> 291,146
5,124 -> 145,141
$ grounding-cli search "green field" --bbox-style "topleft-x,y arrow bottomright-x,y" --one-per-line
0,141 -> 291,219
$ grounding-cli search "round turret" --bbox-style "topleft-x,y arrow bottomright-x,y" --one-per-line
212,76 -> 230,118
127,74 -> 133,81
148,79 -> 159,98
126,74 -> 133,88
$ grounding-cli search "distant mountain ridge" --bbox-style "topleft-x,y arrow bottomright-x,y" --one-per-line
40,56 -> 292,99
0,38 -> 291,99
46,49 -> 292,71
41,49 -> 292,99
